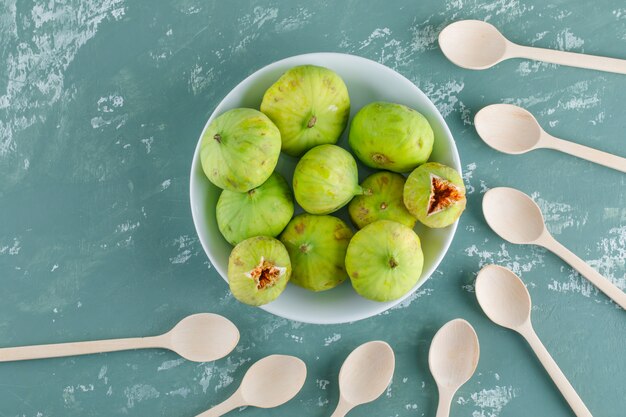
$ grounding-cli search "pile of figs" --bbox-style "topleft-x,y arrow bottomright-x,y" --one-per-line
200,65 -> 466,306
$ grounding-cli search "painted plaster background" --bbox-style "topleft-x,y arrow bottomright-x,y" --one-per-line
0,0 -> 625,416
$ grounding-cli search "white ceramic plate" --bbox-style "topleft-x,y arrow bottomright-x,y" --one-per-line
190,53 -> 461,324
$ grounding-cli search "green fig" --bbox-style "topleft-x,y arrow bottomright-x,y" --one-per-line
345,220 -> 423,302
403,162 -> 466,228
348,171 -> 416,229
227,236 -> 291,306
216,172 -> 294,245
293,144 -> 363,214
349,102 -> 434,173
201,108 -> 281,192
261,65 -> 350,157
279,214 -> 353,292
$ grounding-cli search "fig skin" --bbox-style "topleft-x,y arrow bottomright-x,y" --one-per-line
217,172 -> 294,245
403,162 -> 466,228
227,236 -> 291,306
348,102 -> 434,173
345,220 -> 424,302
261,65 -> 350,157
279,214 -> 353,292
293,144 -> 364,214
200,108 -> 281,192
348,171 -> 416,229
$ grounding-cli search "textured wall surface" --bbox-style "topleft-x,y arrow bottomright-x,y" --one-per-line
1,0 -> 625,416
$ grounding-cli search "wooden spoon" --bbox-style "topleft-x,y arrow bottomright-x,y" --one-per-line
429,319 -> 480,417
0,313 -> 239,363
475,265 -> 593,417
483,187 -> 626,309
331,341 -> 395,417
197,355 -> 307,417
475,104 -> 626,173
439,20 -> 626,74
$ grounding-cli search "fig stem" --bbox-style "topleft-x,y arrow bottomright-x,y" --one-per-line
355,185 -> 368,196
213,133 -> 222,143
307,115 -> 317,128
389,257 -> 399,269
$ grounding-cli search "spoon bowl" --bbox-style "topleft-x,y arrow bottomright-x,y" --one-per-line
439,20 -> 509,69
482,187 -> 546,245
167,313 -> 240,362
429,319 -> 480,389
474,104 -> 543,154
475,265 -> 532,330
330,341 -> 395,417
240,355 -> 307,408
339,341 -> 395,405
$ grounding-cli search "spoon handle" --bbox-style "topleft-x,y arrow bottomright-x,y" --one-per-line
543,235 -> 626,309
521,325 -> 593,417
329,399 -> 352,417
196,394 -> 243,417
0,335 -> 164,362
435,390 -> 452,417
514,44 -> 626,75
546,136 -> 626,173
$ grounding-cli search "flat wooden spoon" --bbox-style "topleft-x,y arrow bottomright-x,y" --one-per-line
483,187 -> 626,309
429,319 -> 480,417
475,104 -> 626,173
0,313 -> 239,363
196,355 -> 306,416
331,341 -> 395,417
439,20 -> 626,74
476,265 -> 593,417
